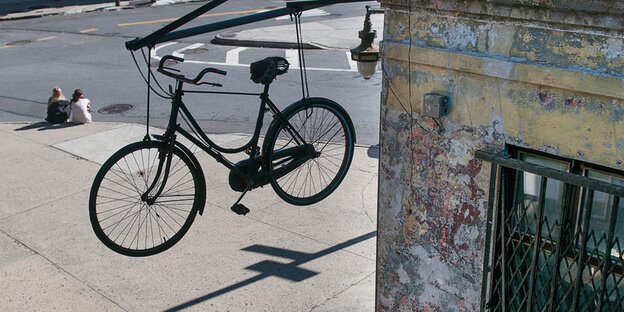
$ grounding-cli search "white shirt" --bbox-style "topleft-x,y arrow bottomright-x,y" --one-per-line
71,98 -> 92,123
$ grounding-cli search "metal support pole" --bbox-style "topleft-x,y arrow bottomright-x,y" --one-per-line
125,0 -> 371,51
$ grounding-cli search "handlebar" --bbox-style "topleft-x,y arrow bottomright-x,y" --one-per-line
157,55 -> 227,86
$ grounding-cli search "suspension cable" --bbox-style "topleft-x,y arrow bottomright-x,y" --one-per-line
140,48 -> 172,97
292,11 -> 310,101
145,47 -> 152,140
130,48 -> 172,100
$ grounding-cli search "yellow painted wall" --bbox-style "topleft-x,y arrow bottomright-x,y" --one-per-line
382,9 -> 624,168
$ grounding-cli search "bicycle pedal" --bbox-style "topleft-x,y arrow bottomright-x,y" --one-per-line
231,204 -> 250,215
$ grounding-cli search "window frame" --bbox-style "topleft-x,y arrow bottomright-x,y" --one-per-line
477,146 -> 624,312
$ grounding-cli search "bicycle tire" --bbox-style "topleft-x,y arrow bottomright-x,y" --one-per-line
263,97 -> 355,205
89,140 -> 201,257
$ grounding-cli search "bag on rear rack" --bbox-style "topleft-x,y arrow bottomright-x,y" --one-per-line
250,57 -> 289,85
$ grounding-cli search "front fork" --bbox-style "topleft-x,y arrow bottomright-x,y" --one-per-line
141,82 -> 184,205
141,131 -> 177,205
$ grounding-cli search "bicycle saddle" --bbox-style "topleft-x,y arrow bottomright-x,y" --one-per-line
250,57 -> 289,85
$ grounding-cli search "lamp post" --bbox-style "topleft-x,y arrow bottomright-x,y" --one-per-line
350,5 -> 383,79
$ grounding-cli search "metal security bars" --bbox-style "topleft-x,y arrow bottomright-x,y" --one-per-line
476,149 -> 624,312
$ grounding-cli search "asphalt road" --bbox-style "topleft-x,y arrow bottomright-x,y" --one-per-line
0,0 -> 381,145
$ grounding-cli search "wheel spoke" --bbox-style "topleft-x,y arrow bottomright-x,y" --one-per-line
267,101 -> 352,205
90,141 -> 198,256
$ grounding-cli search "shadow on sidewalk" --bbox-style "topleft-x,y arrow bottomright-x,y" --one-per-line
165,231 -> 377,311
14,121 -> 81,131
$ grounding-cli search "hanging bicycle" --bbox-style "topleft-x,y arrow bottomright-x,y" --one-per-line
89,0 -> 360,256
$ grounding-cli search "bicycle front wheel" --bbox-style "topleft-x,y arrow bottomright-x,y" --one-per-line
89,141 -> 200,257
263,98 -> 355,206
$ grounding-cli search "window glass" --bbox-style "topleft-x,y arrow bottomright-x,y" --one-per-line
517,153 -> 569,240
582,170 -> 624,259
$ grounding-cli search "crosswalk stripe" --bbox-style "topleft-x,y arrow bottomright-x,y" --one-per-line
152,43 -> 357,72
151,42 -> 177,60
225,47 -> 248,65
285,50 -> 300,69
346,51 -> 358,71
172,43 -> 204,58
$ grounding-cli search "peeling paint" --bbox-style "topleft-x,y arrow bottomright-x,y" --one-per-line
565,97 -> 587,109
378,1 -> 624,311
538,91 -> 555,106
445,23 -> 478,50
603,38 -> 624,60
377,110 -> 490,311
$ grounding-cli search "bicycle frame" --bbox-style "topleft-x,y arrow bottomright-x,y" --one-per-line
142,79 -> 310,203
131,0 -> 369,206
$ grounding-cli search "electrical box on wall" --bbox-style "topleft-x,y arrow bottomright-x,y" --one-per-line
423,93 -> 448,119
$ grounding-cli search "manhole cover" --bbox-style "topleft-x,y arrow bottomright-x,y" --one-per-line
183,48 -> 209,55
98,104 -> 133,114
151,58 -> 178,67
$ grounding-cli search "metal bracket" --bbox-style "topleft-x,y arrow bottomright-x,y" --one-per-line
423,93 -> 448,119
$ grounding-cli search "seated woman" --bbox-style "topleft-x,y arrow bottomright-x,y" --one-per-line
45,87 -> 70,124
69,89 -> 92,124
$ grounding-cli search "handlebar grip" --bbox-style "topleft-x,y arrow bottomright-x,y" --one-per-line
156,54 -> 227,85
211,68 -> 227,76
192,67 -> 227,84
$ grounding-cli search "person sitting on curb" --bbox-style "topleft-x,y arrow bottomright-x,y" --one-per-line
69,89 -> 92,124
45,87 -> 71,124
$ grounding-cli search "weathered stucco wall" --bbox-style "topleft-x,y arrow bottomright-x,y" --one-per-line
376,0 -> 624,310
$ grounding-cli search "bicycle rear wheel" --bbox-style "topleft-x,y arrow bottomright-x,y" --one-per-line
89,141 -> 200,257
263,97 -> 355,205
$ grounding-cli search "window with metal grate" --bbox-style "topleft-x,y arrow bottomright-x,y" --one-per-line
476,147 -> 624,312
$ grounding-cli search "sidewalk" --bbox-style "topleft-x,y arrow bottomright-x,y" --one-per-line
0,121 -> 378,311
1,2 -> 381,309
214,14 -> 383,50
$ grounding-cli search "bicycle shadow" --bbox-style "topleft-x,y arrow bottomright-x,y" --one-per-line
14,121 -> 80,132
164,231 -> 377,312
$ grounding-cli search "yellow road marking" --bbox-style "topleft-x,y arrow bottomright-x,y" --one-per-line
79,28 -> 98,33
0,45 -> 15,49
117,7 -> 280,27
37,36 -> 57,41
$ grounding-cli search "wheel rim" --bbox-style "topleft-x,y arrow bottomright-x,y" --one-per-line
270,104 -> 351,203
91,143 -> 197,254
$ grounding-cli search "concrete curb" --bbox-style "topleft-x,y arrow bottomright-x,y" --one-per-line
213,33 -> 322,50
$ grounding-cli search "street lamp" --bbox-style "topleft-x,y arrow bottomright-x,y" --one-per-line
350,6 -> 383,79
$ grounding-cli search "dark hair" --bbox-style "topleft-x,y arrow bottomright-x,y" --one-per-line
73,89 -> 83,99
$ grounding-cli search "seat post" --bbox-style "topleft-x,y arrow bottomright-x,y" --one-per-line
262,82 -> 270,97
